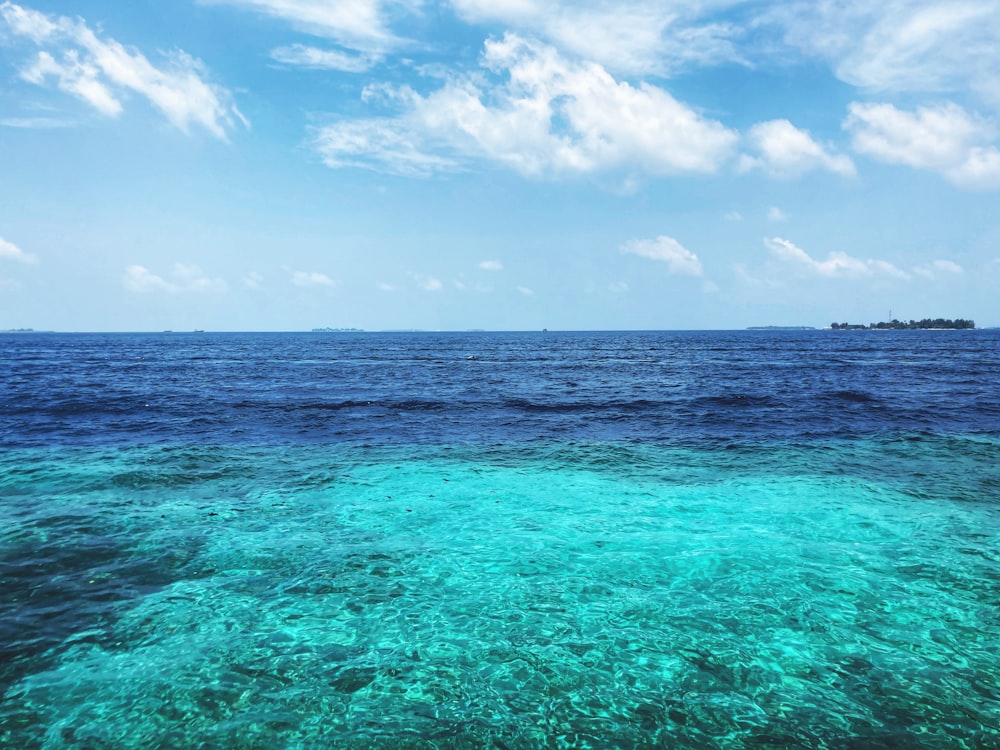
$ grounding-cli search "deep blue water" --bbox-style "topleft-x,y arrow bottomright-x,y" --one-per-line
1,330 -> 999,748
4,330 -> 1000,448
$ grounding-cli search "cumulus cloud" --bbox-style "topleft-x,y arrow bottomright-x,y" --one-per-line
1,2 -> 245,138
765,237 -> 909,279
844,101 -> 1000,189
451,0 -> 747,76
621,235 -> 704,276
314,34 -> 738,178
740,119 -> 855,178
0,235 -> 38,263
291,270 -> 335,287
770,1 -> 1000,106
409,273 -> 443,291
914,259 -> 964,278
123,264 -> 228,293
479,260 -> 504,271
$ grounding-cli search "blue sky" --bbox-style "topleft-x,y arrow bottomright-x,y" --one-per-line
2,0 -> 999,331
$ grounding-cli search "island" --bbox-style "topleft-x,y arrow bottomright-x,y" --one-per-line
831,318 -> 975,330
311,327 -> 364,332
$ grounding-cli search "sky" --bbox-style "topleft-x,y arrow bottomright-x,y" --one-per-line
1,0 -> 999,331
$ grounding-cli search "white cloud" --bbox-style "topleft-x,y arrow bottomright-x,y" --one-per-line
314,118 -> 460,176
409,272 -> 442,291
292,270 -> 335,287
844,101 -> 1000,189
451,0 -> 747,76
765,237 -> 910,279
172,263 -> 228,292
0,235 -> 38,263
0,115 -> 75,128
770,1 -> 1000,106
479,260 -> 504,271
1,2 -> 244,138
740,119 -> 855,178
621,235 -> 704,276
767,206 -> 788,222
516,285 -> 535,296
270,44 -> 375,72
0,1 -> 55,41
123,263 -> 227,293
202,0 -> 409,54
22,50 -> 121,116
914,259 -> 964,278
315,34 -> 738,178
377,281 -> 397,291
123,265 -> 175,293
724,210 -> 743,221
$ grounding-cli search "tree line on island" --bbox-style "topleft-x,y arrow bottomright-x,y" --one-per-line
831,318 -> 975,330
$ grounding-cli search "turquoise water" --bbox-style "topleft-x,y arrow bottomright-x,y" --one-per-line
3,436 -> 998,748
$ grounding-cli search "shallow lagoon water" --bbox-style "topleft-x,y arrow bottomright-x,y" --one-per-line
2,331 -> 999,747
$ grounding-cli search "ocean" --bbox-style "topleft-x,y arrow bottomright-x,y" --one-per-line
1,330 -> 998,748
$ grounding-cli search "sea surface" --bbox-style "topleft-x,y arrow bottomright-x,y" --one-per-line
1,330 -> 999,749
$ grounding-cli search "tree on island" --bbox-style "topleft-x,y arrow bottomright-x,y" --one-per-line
831,318 -> 975,330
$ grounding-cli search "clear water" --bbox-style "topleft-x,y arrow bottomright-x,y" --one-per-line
2,332 -> 999,748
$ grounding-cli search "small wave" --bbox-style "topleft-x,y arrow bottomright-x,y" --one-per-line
696,394 -> 782,408
504,398 -> 662,413
827,390 -> 877,403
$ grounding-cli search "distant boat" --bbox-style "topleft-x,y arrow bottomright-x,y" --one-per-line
193,329 -> 205,333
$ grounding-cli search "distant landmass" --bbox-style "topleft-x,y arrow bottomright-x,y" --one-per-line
831,318 -> 975,330
747,326 -> 816,331
311,327 -> 364,332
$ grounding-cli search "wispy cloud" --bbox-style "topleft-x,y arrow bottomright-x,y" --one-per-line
479,260 -> 504,271
724,210 -> 743,221
516,285 -> 535,296
0,115 -> 76,128
451,0 -> 747,76
243,271 -> 264,289
740,119 -> 855,178
769,1 -> 1000,107
767,206 -> 789,222
621,235 -> 704,276
123,264 -> 228,293
202,0 -> 411,54
1,2 -> 245,138
0,235 -> 38,264
270,44 -> 375,72
765,237 -> 909,279
844,101 -> 1000,189
314,33 -> 738,178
